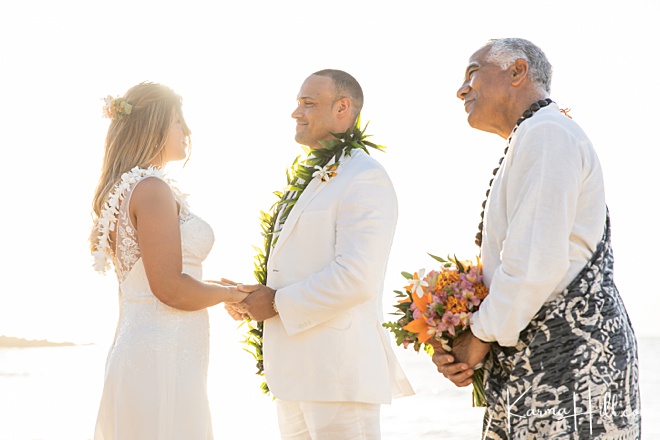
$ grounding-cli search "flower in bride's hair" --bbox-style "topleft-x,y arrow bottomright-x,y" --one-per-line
101,96 -> 113,118
101,95 -> 133,121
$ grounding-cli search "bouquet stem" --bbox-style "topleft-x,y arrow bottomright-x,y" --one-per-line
471,367 -> 486,407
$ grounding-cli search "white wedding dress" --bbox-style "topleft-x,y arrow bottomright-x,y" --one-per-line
94,175 -> 215,440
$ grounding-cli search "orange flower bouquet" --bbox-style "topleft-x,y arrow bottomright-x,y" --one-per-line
383,254 -> 489,407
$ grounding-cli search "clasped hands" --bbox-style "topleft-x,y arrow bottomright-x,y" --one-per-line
431,331 -> 491,388
221,278 -> 278,322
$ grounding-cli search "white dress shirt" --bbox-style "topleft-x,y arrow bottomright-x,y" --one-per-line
471,103 -> 607,346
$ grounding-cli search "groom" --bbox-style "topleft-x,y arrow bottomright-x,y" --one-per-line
227,69 -> 413,439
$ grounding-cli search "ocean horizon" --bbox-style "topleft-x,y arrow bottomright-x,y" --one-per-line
0,330 -> 656,440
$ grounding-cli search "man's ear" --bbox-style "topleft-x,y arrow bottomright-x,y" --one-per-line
335,97 -> 352,119
511,59 -> 529,87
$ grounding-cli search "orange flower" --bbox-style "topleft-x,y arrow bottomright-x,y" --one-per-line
404,317 -> 434,343
410,285 -> 432,313
474,283 -> 489,300
446,296 -> 468,314
327,163 -> 339,178
435,270 -> 460,290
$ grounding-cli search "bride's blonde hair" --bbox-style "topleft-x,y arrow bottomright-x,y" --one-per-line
90,82 -> 191,252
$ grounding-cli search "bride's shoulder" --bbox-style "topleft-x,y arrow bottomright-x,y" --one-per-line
118,167 -> 177,199
132,174 -> 171,194
128,171 -> 190,217
130,175 -> 178,209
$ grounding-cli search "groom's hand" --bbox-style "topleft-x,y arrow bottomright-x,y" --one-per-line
236,284 -> 278,322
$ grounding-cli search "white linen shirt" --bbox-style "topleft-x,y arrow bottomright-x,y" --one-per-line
471,103 -> 607,347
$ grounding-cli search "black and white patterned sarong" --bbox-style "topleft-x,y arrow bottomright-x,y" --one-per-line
482,212 -> 641,439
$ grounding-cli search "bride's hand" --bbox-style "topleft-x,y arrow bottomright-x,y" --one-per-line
220,278 -> 238,286
224,303 -> 248,321
225,285 -> 249,303
205,280 -> 249,304
205,278 -> 238,287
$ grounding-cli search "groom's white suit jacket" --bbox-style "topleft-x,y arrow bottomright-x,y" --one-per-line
263,149 -> 414,404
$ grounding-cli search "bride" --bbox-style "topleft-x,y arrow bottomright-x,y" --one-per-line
90,82 -> 246,439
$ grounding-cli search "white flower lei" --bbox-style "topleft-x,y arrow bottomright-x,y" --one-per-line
92,166 -> 186,274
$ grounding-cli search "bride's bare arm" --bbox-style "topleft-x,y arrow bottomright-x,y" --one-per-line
131,178 -> 246,311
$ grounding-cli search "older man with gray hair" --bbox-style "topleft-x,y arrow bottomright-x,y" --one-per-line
433,38 -> 641,438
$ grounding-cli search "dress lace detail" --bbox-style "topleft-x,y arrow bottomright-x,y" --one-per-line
94,169 -> 216,440
113,175 -> 194,282
115,202 -> 140,282
92,166 -> 192,274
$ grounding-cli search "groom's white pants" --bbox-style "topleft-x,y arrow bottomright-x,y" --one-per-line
276,399 -> 381,440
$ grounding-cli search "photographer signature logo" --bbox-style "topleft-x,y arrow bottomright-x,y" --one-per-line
497,383 -> 639,435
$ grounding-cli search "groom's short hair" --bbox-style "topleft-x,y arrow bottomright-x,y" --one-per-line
312,69 -> 364,117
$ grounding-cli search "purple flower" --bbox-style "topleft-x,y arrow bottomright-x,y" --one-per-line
436,311 -> 461,336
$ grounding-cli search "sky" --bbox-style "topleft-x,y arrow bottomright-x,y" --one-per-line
1,0 -> 658,347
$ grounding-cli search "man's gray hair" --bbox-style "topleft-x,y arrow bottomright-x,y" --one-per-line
485,38 -> 552,94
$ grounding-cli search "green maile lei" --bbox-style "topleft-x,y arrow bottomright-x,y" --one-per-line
243,115 -> 385,394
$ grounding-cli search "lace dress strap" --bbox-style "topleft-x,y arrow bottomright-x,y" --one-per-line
173,190 -> 194,224
114,180 -> 143,283
114,176 -> 192,282
92,166 -> 190,277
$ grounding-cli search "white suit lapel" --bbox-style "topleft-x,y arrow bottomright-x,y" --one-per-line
270,150 -> 359,258
271,175 -> 328,258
